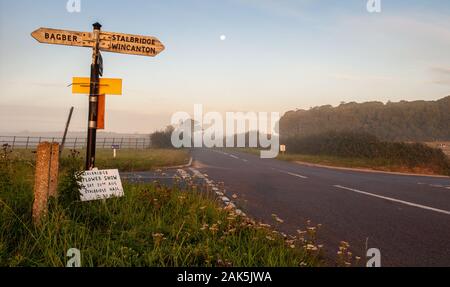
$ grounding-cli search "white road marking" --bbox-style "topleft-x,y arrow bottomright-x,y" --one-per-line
189,167 -> 207,180
334,185 -> 450,216
229,155 -> 239,159
281,171 -> 308,179
418,182 -> 450,190
213,150 -> 229,156
429,184 -> 450,190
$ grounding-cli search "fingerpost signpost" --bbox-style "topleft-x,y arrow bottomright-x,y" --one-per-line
31,23 -> 165,170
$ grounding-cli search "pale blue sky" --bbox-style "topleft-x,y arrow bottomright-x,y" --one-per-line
0,0 -> 449,133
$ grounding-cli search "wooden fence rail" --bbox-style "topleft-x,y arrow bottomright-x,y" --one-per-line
0,136 -> 151,150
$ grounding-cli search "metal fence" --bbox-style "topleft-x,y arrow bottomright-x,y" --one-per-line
0,136 -> 151,150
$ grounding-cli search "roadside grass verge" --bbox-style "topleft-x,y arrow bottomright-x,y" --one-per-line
7,148 -> 191,172
72,149 -> 191,172
238,147 -> 450,176
281,132 -> 450,176
277,154 -> 448,175
0,148 -> 322,267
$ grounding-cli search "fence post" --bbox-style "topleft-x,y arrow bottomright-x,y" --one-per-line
12,136 -> 16,149
26,137 -> 30,149
60,106 -> 74,157
74,137 -> 78,149
103,138 -> 106,149
136,138 -> 138,149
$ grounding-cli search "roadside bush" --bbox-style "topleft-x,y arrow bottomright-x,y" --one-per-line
150,126 -> 175,148
283,131 -> 450,175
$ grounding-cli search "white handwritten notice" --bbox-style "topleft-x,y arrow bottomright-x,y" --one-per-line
79,169 -> 124,202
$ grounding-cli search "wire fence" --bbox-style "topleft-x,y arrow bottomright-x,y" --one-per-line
0,136 -> 151,150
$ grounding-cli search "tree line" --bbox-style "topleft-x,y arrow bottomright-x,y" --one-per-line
280,96 -> 450,142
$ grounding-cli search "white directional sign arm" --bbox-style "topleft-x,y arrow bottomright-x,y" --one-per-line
31,28 -> 94,48
99,31 -> 165,57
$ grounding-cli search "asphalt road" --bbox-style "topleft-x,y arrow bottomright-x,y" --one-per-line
189,148 -> 450,267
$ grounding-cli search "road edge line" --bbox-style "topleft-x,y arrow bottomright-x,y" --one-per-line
333,185 -> 450,216
294,161 -> 450,179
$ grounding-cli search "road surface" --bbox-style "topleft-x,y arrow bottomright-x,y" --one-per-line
188,148 -> 450,267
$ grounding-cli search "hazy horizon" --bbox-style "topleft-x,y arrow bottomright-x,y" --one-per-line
0,95 -> 448,135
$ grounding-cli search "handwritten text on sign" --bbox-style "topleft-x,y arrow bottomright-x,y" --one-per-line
79,169 -> 124,201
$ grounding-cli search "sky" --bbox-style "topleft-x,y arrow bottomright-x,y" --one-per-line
0,0 -> 449,134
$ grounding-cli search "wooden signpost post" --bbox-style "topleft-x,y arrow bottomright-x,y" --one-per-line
31,23 -> 165,170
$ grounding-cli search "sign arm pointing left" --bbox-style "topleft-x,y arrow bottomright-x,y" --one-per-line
31,28 -> 94,48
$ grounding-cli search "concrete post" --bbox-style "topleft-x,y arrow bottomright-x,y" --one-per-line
32,142 -> 60,225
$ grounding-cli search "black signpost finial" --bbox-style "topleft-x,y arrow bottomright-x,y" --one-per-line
93,22 -> 102,30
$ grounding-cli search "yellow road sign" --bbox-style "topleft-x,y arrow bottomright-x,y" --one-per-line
72,77 -> 122,95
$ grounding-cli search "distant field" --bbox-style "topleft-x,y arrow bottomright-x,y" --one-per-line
6,148 -> 191,172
